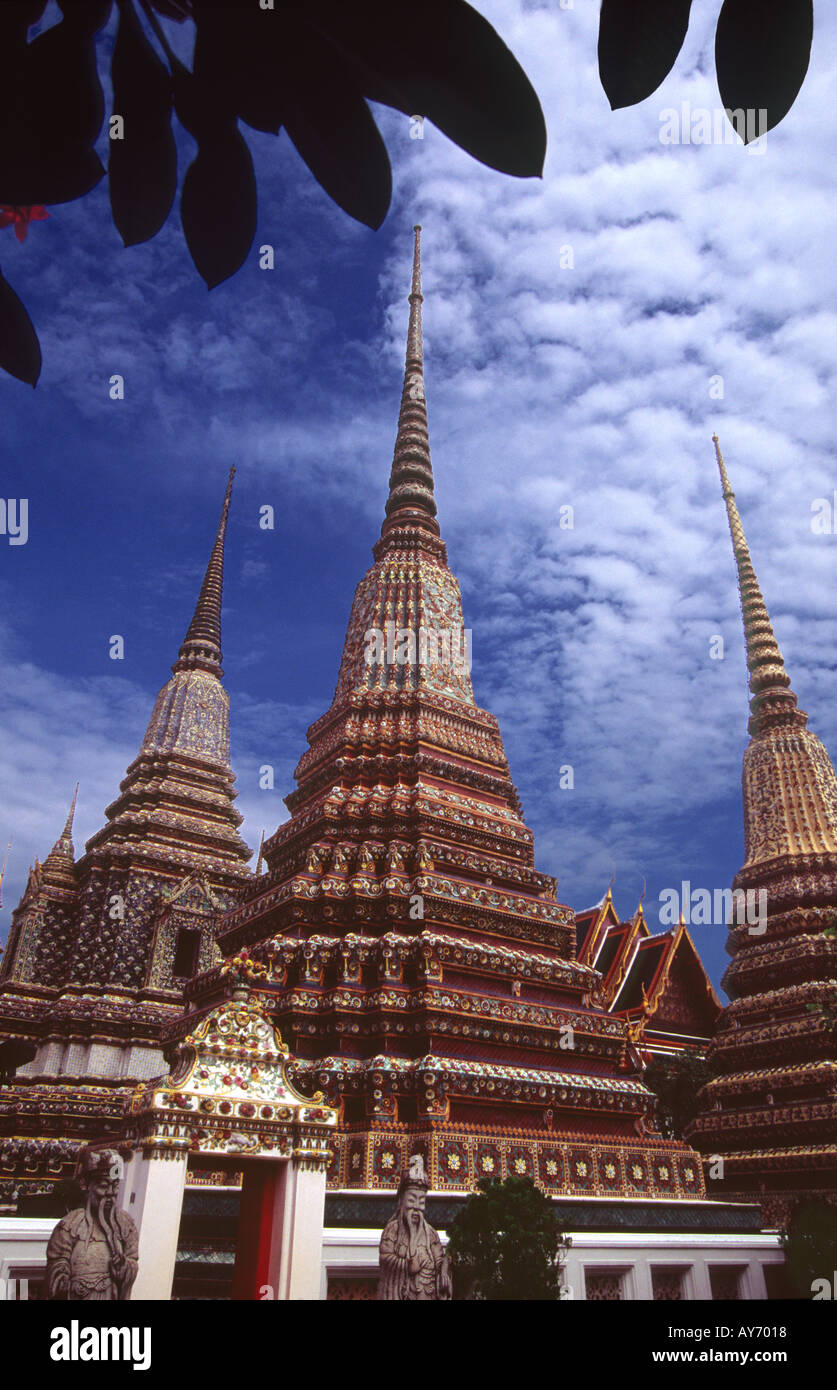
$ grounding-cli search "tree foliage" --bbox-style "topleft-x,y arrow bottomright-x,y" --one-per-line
0,0 -> 546,386
643,1052 -> 717,1140
780,1200 -> 837,1298
0,2 -> 818,389
446,1175 -> 570,1301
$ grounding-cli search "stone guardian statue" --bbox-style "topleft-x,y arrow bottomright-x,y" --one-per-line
378,1154 -> 452,1300
45,1147 -> 139,1300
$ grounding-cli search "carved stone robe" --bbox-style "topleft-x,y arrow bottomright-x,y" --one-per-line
378,1213 -> 449,1301
45,1208 -> 138,1301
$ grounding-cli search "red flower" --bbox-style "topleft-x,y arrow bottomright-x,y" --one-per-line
0,206 -> 49,243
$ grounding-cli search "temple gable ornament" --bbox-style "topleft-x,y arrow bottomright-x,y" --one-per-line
115,958 -> 337,1300
124,956 -> 337,1166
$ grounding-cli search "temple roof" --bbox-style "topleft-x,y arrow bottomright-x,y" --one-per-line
576,889 -> 721,1048
614,935 -> 672,1013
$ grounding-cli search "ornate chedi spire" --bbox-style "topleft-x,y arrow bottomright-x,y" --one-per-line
40,786 -> 79,894
0,474 -> 252,1202
335,226 -> 473,706
378,226 -> 439,548
714,437 -> 805,739
713,436 -> 837,866
687,439 -> 837,1216
213,232 -> 704,1207
0,791 -> 80,988
173,466 -> 234,676
82,466 -> 249,880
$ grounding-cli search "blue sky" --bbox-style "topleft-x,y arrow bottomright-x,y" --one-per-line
2,1 -> 837,998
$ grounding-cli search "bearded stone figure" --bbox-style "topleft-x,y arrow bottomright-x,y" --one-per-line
45,1148 -> 139,1300
378,1155 -> 452,1300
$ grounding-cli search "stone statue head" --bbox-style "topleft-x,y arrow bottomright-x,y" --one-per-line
76,1148 -> 123,1231
78,1147 -> 123,1193
396,1153 -> 430,1226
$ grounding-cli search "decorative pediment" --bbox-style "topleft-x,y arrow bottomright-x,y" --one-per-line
124,959 -> 336,1162
159,873 -> 223,915
146,875 -> 225,991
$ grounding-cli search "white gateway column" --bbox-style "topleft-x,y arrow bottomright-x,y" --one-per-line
268,1159 -> 328,1301
121,1150 -> 188,1301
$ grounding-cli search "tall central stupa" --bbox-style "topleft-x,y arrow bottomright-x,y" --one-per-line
687,439 -> 837,1215
213,229 -> 704,1201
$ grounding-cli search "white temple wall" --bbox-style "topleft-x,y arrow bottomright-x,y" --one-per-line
0,1215 -> 785,1302
320,1223 -> 784,1301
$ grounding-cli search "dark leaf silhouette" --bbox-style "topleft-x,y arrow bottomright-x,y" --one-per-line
180,131 -> 257,289
147,0 -> 192,17
193,9 -> 391,225
0,267 -> 41,386
0,2 -> 47,78
282,67 -> 391,230
716,0 -> 813,140
193,8 -> 285,135
0,2 -> 108,206
598,0 -> 693,110
109,0 -> 177,245
174,58 -> 257,286
306,0 -> 547,179
265,14 -> 392,228
0,1 -> 547,383
171,54 -> 232,142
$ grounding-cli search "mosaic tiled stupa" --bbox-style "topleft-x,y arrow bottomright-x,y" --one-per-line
211,229 -> 705,1201
687,440 -> 837,1214
0,471 -> 251,1196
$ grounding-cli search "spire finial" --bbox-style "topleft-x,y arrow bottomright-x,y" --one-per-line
713,436 -> 804,737
174,467 -> 235,677
377,226 -> 440,552
62,783 -> 79,838
0,838 -> 11,909
411,224 -> 422,299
